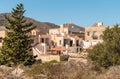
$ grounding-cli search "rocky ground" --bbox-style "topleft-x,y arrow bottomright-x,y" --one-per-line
0,59 -> 120,79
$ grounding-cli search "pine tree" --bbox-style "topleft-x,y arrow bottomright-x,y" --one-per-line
0,3 -> 36,66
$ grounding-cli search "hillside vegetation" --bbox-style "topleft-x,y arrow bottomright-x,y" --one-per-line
0,60 -> 120,79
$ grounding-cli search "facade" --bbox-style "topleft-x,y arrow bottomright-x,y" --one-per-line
31,29 -> 41,45
84,22 -> 114,49
48,24 -> 85,53
0,24 -> 85,61
60,24 -> 85,39
33,34 -> 51,55
0,23 -> 113,52
85,22 -> 106,43
49,28 -> 60,35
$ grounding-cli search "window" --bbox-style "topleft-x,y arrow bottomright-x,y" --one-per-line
70,40 -> 73,46
41,38 -> 44,43
93,31 -> 96,36
87,32 -> 90,36
76,40 -> 79,46
32,31 -> 36,35
59,40 -> 61,45
92,35 -> 98,39
64,39 -> 67,46
92,31 -> 98,39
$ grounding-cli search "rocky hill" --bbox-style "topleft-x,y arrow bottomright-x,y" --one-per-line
0,13 -> 59,34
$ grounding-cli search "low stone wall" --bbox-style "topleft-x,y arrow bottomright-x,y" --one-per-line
68,52 -> 87,58
68,58 -> 87,64
68,52 -> 88,64
37,55 -> 60,62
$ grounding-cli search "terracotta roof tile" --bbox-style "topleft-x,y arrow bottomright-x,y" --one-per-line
50,46 -> 68,51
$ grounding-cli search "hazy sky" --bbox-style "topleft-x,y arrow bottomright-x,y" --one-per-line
0,0 -> 120,27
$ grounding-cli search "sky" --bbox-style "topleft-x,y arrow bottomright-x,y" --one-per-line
0,0 -> 120,27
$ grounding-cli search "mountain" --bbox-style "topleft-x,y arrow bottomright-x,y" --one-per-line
0,13 -> 59,34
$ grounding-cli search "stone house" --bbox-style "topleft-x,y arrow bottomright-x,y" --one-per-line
84,22 -> 115,49
48,24 -> 85,53
85,22 -> 106,43
60,24 -> 85,38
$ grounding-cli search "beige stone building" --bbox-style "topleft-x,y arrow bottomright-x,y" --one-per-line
84,22 -> 118,49
60,24 -> 85,36
85,22 -> 106,43
49,24 -> 84,46
48,24 -> 85,53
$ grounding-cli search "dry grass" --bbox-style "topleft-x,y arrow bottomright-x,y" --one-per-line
0,60 -> 120,79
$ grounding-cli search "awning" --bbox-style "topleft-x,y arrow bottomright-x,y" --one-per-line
50,46 -> 68,51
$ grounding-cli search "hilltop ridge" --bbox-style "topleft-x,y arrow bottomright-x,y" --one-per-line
0,13 -> 59,34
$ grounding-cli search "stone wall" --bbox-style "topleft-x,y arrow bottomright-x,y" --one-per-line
37,55 -> 60,62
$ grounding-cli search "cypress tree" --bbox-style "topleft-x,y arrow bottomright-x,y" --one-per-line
0,3 -> 36,66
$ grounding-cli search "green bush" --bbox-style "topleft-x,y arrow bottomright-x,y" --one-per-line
48,60 -> 58,63
26,60 -> 58,77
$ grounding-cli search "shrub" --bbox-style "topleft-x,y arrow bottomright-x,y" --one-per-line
48,60 -> 58,63
26,60 -> 58,77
